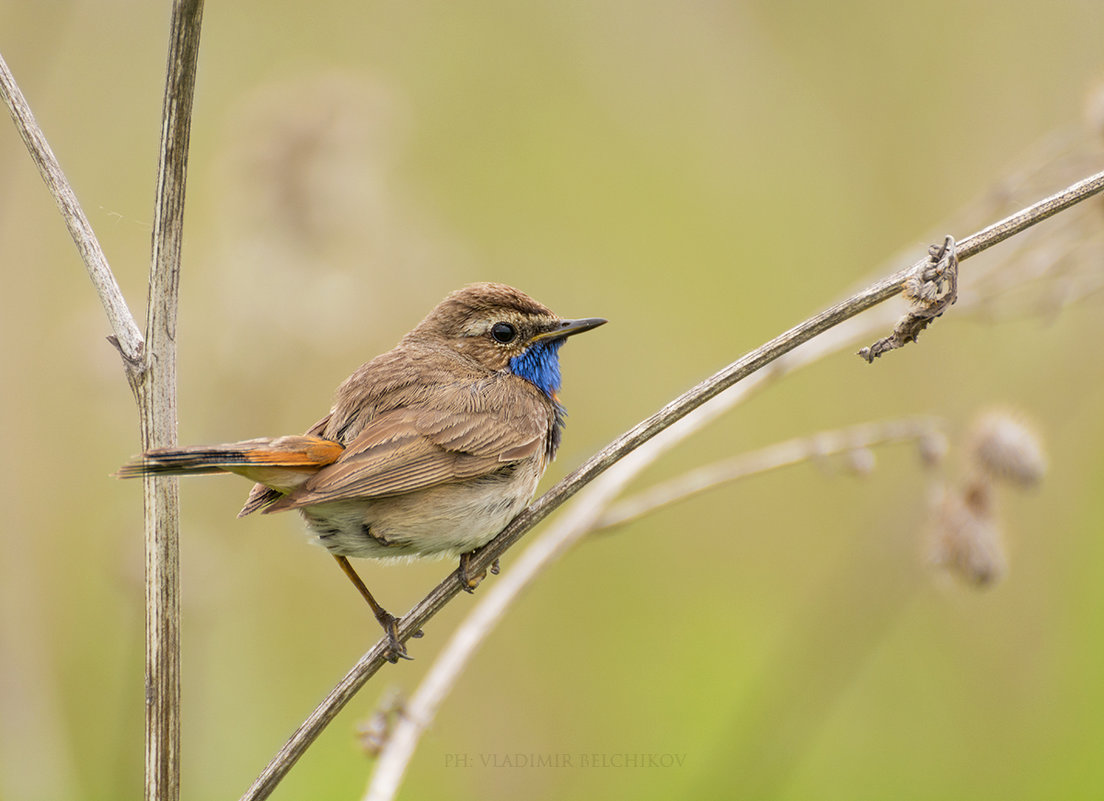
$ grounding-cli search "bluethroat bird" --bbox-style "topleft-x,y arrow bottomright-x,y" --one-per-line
118,283 -> 606,660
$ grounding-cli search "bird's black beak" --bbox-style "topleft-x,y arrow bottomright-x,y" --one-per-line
532,317 -> 607,343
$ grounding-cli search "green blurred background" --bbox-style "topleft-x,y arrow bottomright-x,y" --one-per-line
2,2 -> 1103,799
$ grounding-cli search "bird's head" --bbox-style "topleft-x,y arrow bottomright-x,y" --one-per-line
409,282 -> 606,398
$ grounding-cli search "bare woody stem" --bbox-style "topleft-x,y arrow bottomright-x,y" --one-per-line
240,169 -> 1104,801
141,4 -> 204,801
0,52 -> 144,362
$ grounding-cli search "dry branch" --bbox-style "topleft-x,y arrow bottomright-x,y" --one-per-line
595,417 -> 945,531
364,162 -> 1104,797
140,3 -> 205,800
0,52 -> 144,362
242,169 -> 1104,801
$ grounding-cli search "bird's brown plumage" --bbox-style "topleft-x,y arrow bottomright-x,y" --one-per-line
261,374 -> 553,512
122,282 -> 603,557
117,282 -> 605,659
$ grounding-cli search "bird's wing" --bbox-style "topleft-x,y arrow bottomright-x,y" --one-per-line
263,382 -> 550,511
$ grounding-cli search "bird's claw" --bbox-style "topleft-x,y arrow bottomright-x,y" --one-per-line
458,552 -> 487,592
379,614 -> 413,663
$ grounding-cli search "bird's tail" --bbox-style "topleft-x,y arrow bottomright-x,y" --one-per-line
115,435 -> 343,478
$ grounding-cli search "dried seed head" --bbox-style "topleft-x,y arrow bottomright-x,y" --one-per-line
968,409 -> 1047,488
903,275 -> 925,302
356,688 -> 405,758
356,711 -> 391,758
845,447 -> 876,475
929,480 -> 1007,587
917,429 -> 950,468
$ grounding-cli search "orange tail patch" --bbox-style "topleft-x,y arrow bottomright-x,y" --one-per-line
116,435 -> 343,478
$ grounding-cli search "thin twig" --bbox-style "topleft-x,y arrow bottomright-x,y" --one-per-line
0,51 -> 144,363
243,169 -> 1104,801
141,4 -> 204,801
953,169 -> 1104,260
595,417 -> 944,532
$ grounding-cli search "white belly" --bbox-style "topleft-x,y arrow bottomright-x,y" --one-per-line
297,460 -> 542,562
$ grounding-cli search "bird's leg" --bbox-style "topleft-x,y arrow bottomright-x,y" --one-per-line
332,555 -> 420,663
458,551 -> 491,592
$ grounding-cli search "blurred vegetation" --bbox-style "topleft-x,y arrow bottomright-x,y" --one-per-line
1,2 -> 1103,800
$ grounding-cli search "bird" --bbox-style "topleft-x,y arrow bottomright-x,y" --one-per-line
118,282 -> 606,660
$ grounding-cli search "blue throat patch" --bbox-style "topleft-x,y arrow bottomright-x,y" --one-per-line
509,339 -> 565,401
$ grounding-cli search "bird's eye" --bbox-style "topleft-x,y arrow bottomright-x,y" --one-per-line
490,322 -> 517,344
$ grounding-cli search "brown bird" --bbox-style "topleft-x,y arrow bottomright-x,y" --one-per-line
118,283 -> 606,660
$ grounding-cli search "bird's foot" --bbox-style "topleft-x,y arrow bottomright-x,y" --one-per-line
458,551 -> 487,593
377,613 -> 413,663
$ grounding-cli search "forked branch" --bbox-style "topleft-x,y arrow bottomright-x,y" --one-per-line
0,4 -> 205,800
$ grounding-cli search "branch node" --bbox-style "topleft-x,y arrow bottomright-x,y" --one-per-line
858,235 -> 959,363
107,334 -> 146,371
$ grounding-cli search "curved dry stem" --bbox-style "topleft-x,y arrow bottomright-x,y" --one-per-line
240,168 -> 1104,801
243,164 -> 1104,801
595,416 -> 944,532
361,170 -> 1104,801
0,51 -> 144,363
